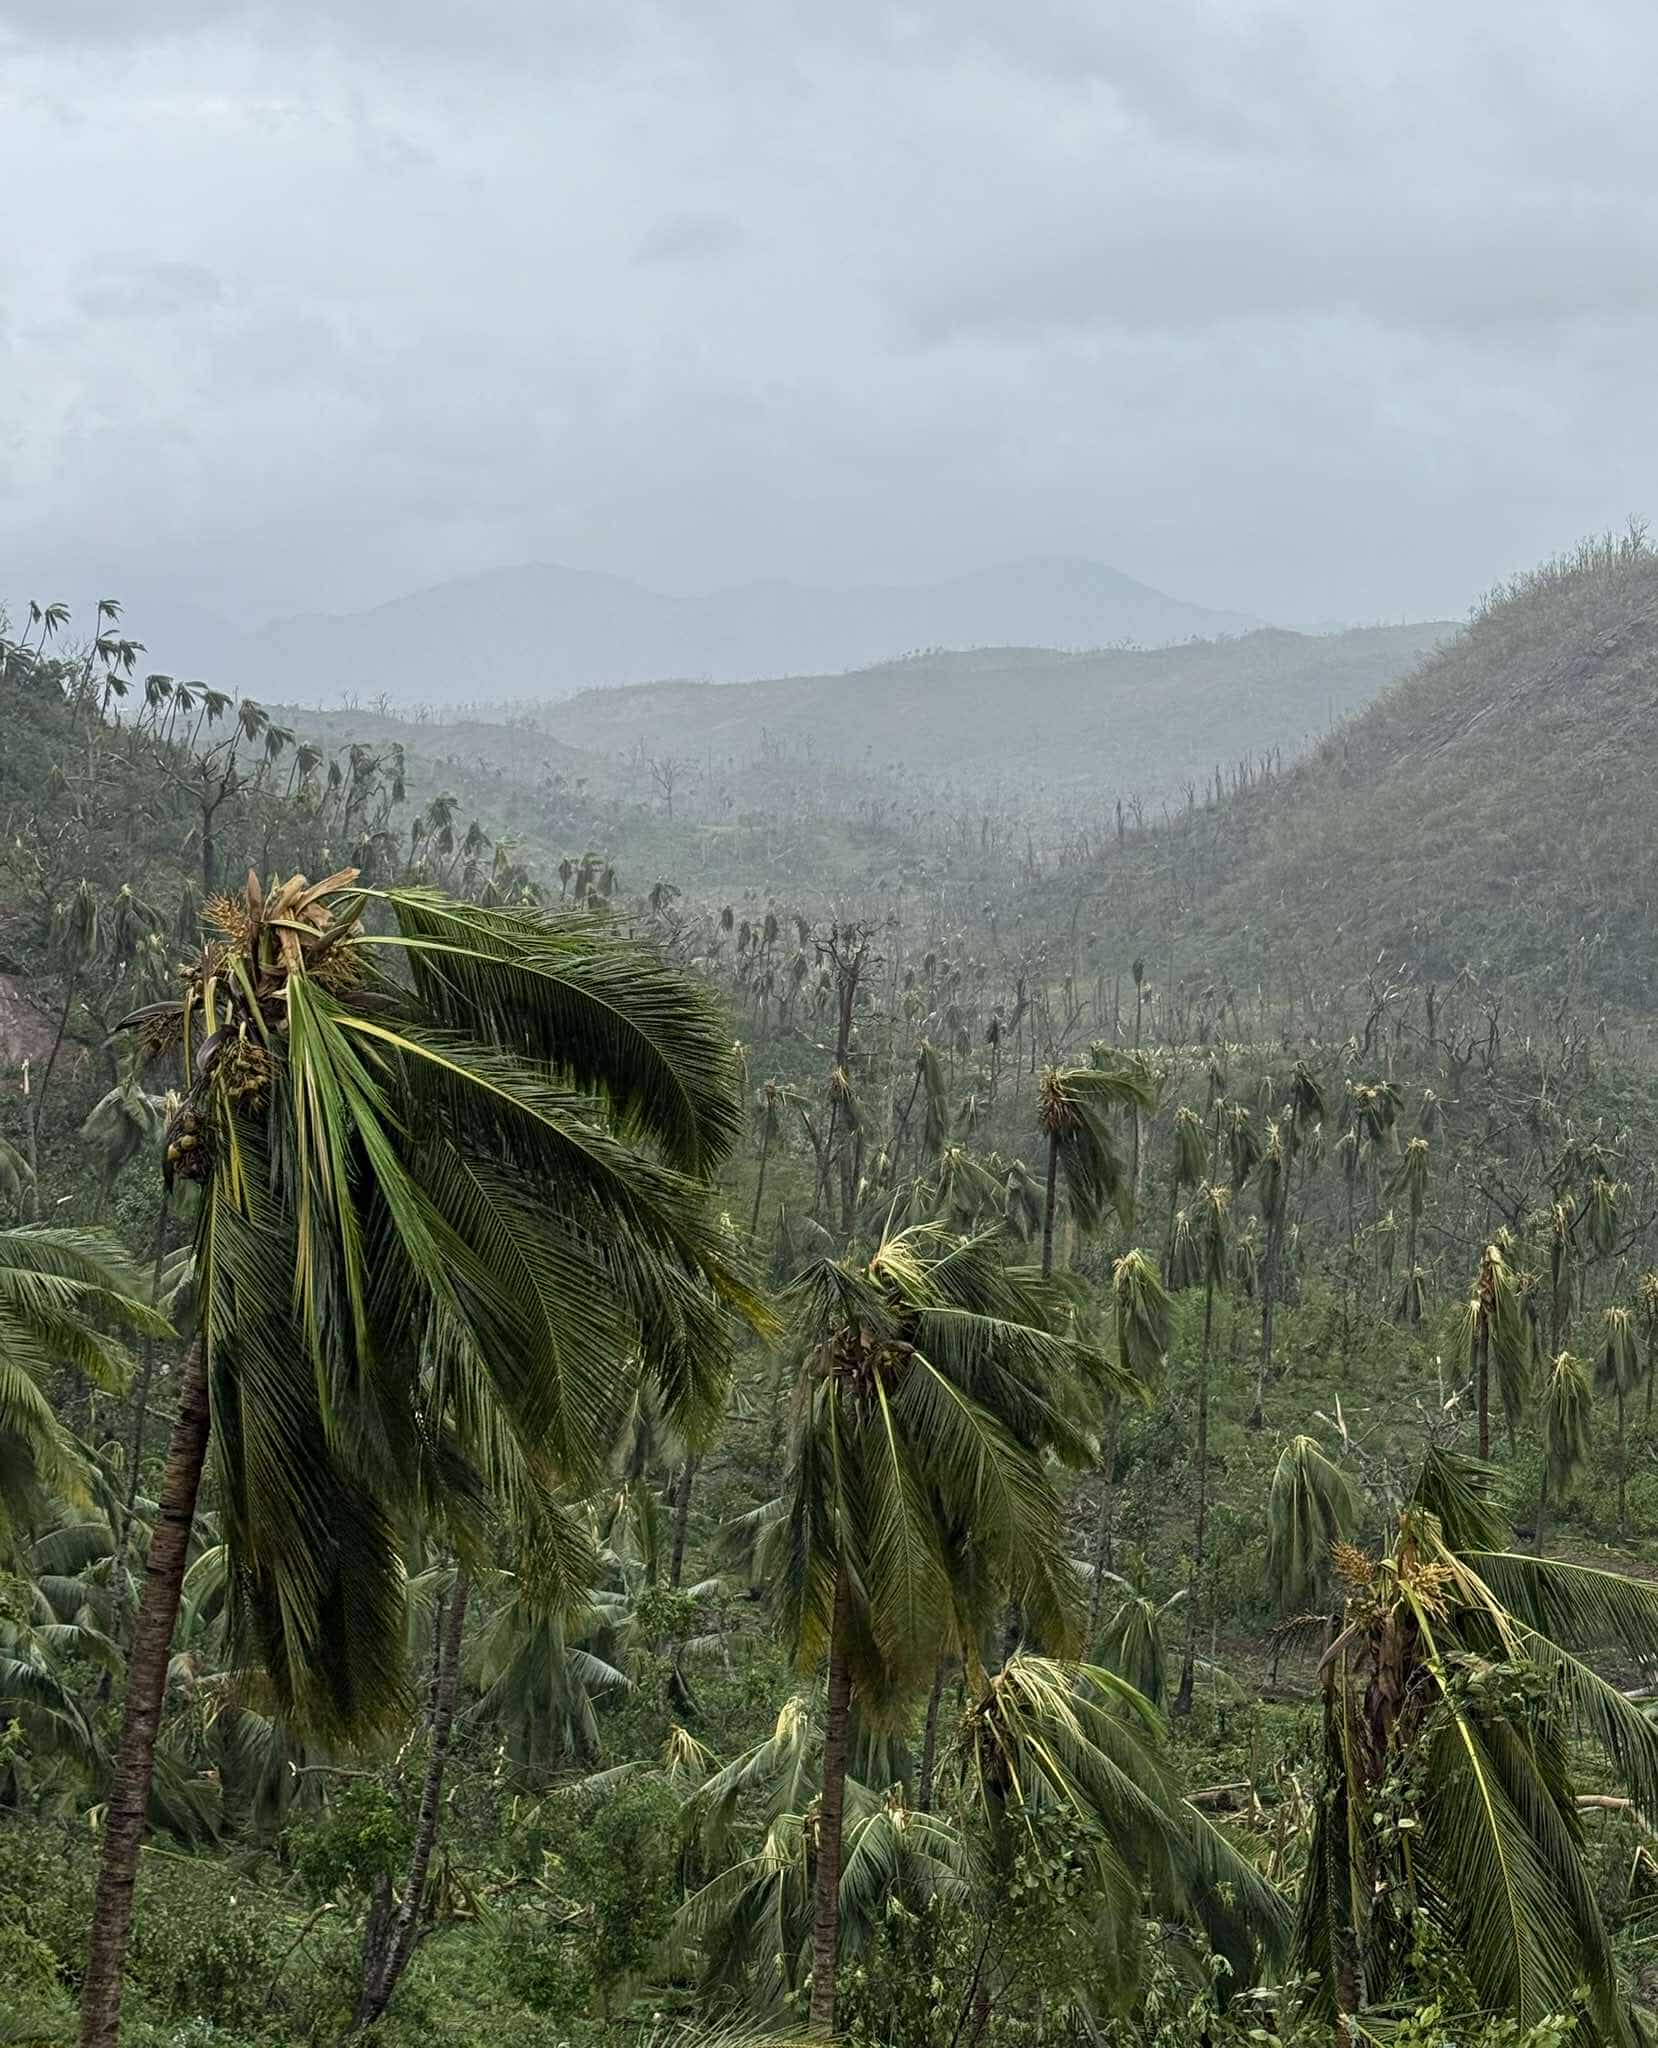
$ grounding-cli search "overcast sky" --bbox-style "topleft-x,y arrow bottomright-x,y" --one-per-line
4,0 -> 1657,631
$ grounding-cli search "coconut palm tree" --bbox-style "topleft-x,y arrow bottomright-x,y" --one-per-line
1596,1305 -> 1643,1540
1034,1057 -> 1155,1278
79,872 -> 758,2048
1534,1349 -> 1591,1558
1094,1573 -> 1183,1707
1161,1105 -> 1207,1285
765,1221 -> 1136,2035
1087,1250 -> 1170,1629
1296,1445 -> 1658,2042
671,1694 -> 965,2015
1464,1239 -> 1530,1460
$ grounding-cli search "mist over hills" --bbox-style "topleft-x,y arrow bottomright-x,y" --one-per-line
543,624 -> 1445,799
135,556 -> 1263,705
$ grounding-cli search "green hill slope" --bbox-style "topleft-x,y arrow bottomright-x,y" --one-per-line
544,624 -> 1446,803
1124,534 -> 1658,1009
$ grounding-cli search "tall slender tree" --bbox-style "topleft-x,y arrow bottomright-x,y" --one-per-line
1174,1180 -> 1230,1716
79,873 -> 758,2048
765,1223 -> 1138,2036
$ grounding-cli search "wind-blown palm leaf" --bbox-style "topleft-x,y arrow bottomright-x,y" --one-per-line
0,1228 -> 170,1562
125,873 -> 763,1741
1265,1435 -> 1356,1615
1294,1457 -> 1658,2042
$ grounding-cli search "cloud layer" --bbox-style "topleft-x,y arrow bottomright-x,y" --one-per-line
3,0 -> 1656,636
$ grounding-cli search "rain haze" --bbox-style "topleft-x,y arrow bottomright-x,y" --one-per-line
5,0 -> 1658,663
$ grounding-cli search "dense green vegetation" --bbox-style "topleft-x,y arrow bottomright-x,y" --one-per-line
6,547 -> 1658,2048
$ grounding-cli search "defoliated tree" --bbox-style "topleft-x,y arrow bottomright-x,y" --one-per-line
1392,1135 -> 1431,1324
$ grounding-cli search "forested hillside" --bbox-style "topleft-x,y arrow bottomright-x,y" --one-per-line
1098,530 -> 1658,1010
6,552 -> 1658,2048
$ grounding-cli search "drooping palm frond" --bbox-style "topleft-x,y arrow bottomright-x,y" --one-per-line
1265,1435 -> 1356,1616
1038,1061 -> 1155,1238
956,1655 -> 1290,1993
0,1227 -> 171,1563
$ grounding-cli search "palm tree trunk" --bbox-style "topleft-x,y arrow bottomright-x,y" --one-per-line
1040,1130 -> 1059,1279
917,1654 -> 946,1814
1617,1386 -> 1628,1540
79,1336 -> 210,2048
1251,1199 -> 1286,1431
1175,1281 -> 1215,1716
1475,1320 -> 1490,1461
1087,1406 -> 1123,1637
353,1567 -> 471,2030
749,1122 -> 773,1241
1535,1462 -> 1549,1559
1162,1168 -> 1181,1287
668,1456 -> 699,1588
112,1188 -> 174,1625
808,1569 -> 853,2037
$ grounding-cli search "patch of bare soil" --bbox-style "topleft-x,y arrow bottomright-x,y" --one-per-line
0,972 -> 54,1070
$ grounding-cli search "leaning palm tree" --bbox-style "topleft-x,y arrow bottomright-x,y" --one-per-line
1034,1057 -> 1155,1277
1297,1445 -> 1658,2042
80,872 -> 759,2048
0,1227 -> 168,1569
765,1222 -> 1138,2035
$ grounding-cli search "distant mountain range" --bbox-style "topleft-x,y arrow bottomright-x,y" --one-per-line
129,558 -> 1264,705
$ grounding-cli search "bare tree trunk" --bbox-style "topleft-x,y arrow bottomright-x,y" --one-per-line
1040,1130 -> 1059,1279
749,1122 -> 773,1241
668,1456 -> 699,1589
808,1570 -> 853,2037
26,972 -> 79,1219
1175,1281 -> 1214,1716
352,1568 -> 471,2031
917,1654 -> 947,1814
80,1338 -> 210,2048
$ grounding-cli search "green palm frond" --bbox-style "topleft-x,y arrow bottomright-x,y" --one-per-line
1265,1435 -> 1356,1615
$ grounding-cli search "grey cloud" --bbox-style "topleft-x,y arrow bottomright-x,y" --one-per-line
5,0 -> 1658,639
72,260 -> 224,320
635,211 -> 743,264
